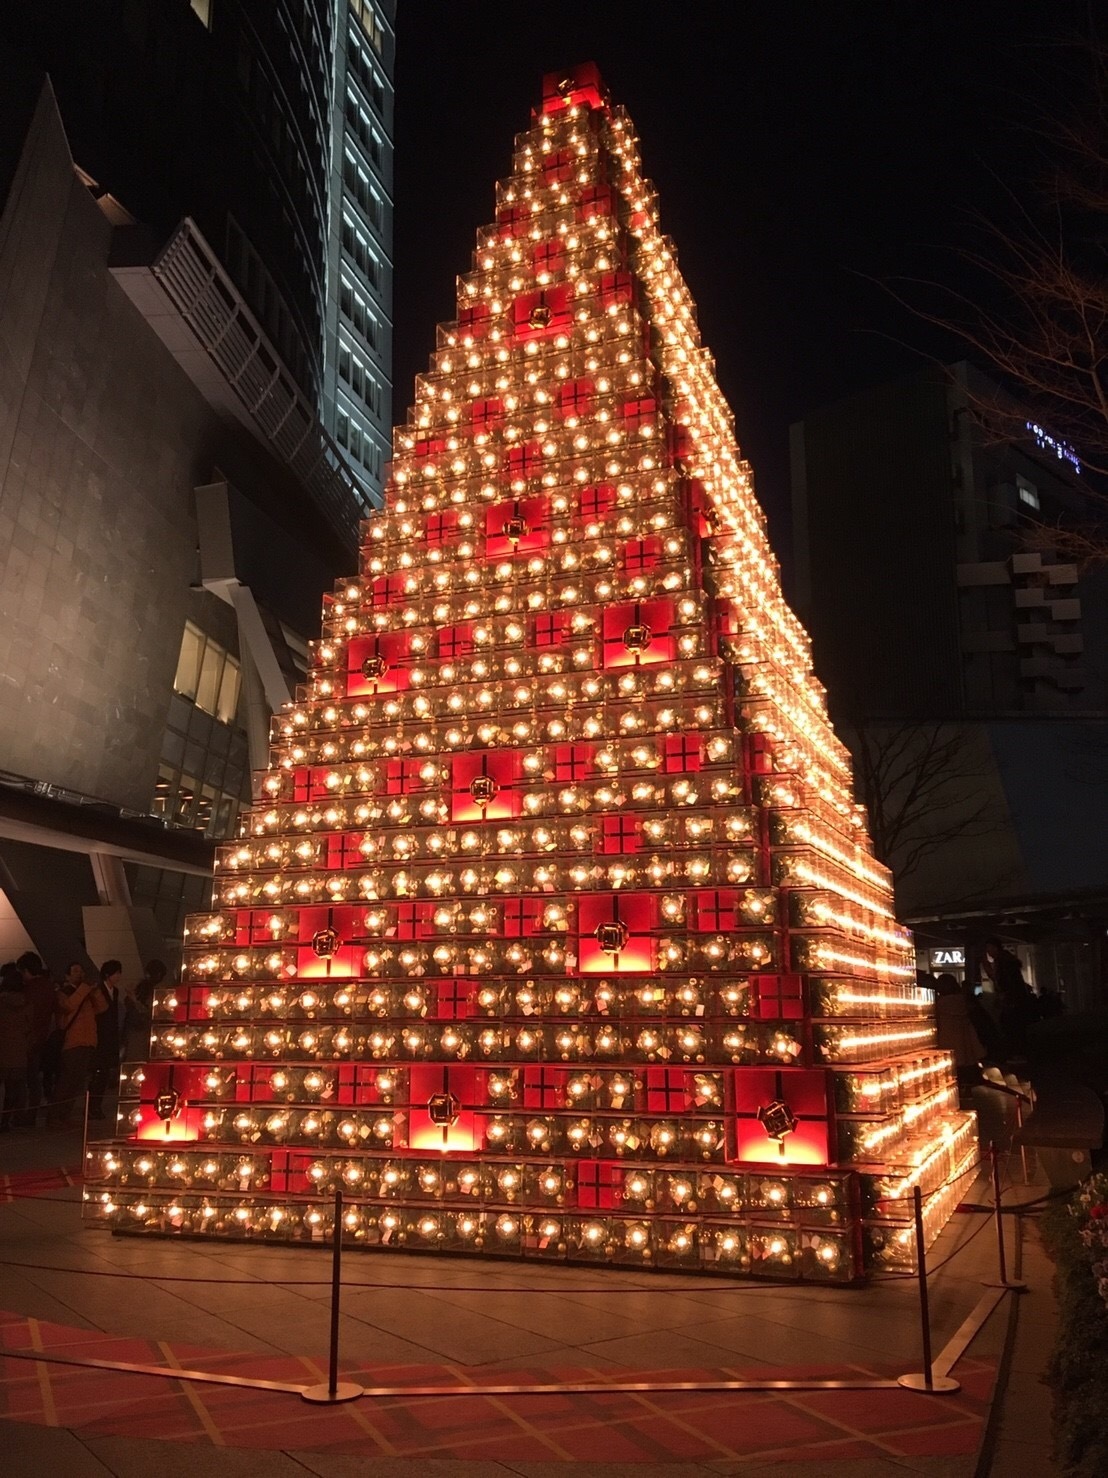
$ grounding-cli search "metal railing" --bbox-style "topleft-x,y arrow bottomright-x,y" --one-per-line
153,220 -> 364,553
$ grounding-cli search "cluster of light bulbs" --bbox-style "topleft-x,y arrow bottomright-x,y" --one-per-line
92,84 -> 974,1280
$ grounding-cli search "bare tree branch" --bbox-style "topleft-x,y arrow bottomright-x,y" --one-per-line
846,720 -> 1003,885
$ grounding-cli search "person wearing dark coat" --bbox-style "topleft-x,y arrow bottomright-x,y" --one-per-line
88,959 -> 123,1121
982,938 -> 1038,1058
0,961 -> 31,1129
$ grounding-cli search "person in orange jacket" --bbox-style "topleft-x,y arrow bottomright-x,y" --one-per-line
49,963 -> 107,1128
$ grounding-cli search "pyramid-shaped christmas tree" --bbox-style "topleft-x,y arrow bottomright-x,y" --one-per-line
89,66 -> 975,1280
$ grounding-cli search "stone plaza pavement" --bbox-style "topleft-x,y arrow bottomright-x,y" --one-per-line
0,1108 -> 1059,1477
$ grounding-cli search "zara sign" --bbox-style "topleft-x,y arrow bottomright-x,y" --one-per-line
929,947 -> 966,970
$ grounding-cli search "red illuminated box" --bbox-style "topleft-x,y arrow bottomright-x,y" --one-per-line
425,509 -> 459,544
511,286 -> 572,341
324,833 -> 369,871
293,906 -> 364,981
502,897 -> 544,938
621,536 -> 663,573
485,496 -> 548,555
553,742 -> 592,780
691,890 -> 740,932
578,893 -> 657,975
600,814 -> 641,854
732,1068 -> 832,1167
407,1065 -> 478,1153
601,599 -> 675,668
384,758 -> 424,795
663,734 -> 701,773
522,1066 -> 566,1109
577,184 -> 613,224
598,270 -> 633,309
346,631 -> 412,697
389,902 -> 436,940
541,63 -> 606,114
645,1067 -> 688,1113
505,440 -> 545,482
559,378 -> 594,419
369,573 -> 407,610
458,301 -> 491,336
534,240 -> 566,277
429,979 -> 472,1019
575,1159 -> 622,1209
579,483 -> 616,522
752,974 -> 805,1021
451,751 -> 523,822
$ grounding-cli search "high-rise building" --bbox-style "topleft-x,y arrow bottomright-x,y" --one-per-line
0,1 -> 394,972
88,68 -> 973,1281
322,0 -> 395,513
791,363 -> 1108,1004
790,362 -> 1099,722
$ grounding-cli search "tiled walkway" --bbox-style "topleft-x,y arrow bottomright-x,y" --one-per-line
0,1308 -> 994,1465
0,1125 -> 1037,1474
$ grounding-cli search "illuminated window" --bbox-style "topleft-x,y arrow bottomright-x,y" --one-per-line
173,622 -> 203,701
340,274 -> 379,351
217,655 -> 241,725
348,31 -> 386,112
350,0 -> 384,56
172,622 -> 241,725
340,213 -> 381,290
196,643 -> 223,715
1017,475 -> 1040,511
342,151 -> 383,231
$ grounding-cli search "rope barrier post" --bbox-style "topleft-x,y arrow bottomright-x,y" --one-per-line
1014,1098 -> 1029,1185
984,1140 -> 1026,1290
301,1189 -> 364,1404
898,1185 -> 959,1393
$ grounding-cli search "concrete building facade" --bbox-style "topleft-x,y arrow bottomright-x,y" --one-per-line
0,0 -> 397,975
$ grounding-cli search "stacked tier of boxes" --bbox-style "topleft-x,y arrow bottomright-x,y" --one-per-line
87,65 -> 975,1281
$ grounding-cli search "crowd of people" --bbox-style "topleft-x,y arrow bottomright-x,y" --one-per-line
0,934 -> 1059,1128
0,952 -> 166,1131
929,936 -> 1061,1097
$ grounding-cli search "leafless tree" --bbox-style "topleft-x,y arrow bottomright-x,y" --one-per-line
895,34 -> 1108,562
847,720 -> 1004,884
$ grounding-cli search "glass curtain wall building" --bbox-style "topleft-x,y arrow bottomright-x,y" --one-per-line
322,0 -> 395,512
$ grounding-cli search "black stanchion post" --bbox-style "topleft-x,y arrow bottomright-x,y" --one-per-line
984,1140 -> 1026,1290
1014,1099 -> 1029,1185
301,1189 -> 364,1403
898,1184 -> 959,1393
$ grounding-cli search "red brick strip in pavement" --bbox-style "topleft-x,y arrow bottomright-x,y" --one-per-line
0,1308 -> 993,1463
0,1165 -> 80,1203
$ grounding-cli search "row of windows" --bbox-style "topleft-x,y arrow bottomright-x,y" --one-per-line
348,27 -> 387,115
339,273 -> 379,352
340,211 -> 383,292
336,403 -> 383,479
173,621 -> 242,726
350,0 -> 385,58
337,333 -> 382,414
152,763 -> 243,839
345,89 -> 383,167
125,865 -> 211,965
226,217 -> 311,389
343,149 -> 383,233
233,30 -> 325,271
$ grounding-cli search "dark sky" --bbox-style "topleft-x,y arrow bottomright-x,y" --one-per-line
391,1 -> 1077,582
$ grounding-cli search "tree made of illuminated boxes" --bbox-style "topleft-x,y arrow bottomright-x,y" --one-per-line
89,64 -> 975,1280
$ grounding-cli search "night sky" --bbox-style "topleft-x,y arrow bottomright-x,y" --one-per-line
391,1 -> 1077,586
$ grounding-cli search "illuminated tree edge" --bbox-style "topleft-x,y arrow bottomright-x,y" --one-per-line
88,66 -> 975,1280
